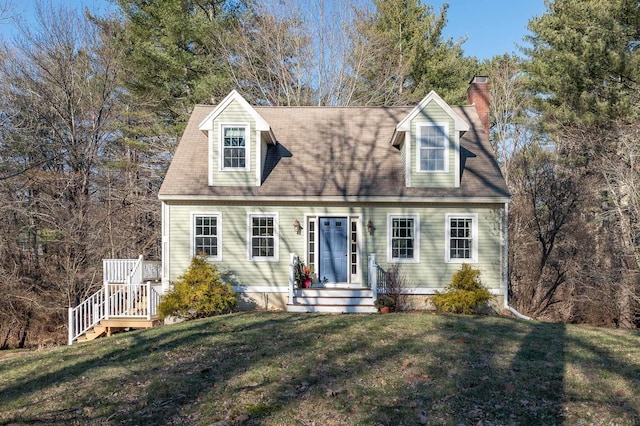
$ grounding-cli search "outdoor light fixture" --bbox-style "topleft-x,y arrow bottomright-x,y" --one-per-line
367,220 -> 375,235
293,219 -> 301,234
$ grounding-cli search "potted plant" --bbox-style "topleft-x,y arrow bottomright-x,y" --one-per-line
294,259 -> 314,288
374,294 -> 395,313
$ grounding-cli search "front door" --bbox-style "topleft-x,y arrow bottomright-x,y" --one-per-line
319,217 -> 348,283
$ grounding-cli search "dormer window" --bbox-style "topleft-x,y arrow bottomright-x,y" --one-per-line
417,123 -> 449,172
220,124 -> 249,170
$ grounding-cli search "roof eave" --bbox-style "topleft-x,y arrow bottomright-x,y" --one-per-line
198,90 -> 270,132
396,90 -> 471,133
159,194 -> 511,204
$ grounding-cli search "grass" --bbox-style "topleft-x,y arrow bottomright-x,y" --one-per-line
0,312 -> 639,425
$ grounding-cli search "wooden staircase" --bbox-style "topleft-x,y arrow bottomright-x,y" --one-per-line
76,318 -> 160,342
68,256 -> 162,345
287,288 -> 377,313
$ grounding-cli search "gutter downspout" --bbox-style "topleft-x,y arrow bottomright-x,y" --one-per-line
503,201 -> 532,320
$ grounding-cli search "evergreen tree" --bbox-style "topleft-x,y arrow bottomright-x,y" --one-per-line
524,0 -> 640,128
523,0 -> 640,327
349,0 -> 477,105
112,0 -> 248,133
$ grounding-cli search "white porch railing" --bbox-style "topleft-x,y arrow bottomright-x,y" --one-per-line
105,283 -> 160,318
103,255 -> 161,284
368,253 -> 378,301
68,255 -> 161,345
288,253 -> 298,305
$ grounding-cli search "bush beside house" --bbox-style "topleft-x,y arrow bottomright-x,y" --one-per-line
432,263 -> 492,314
158,257 -> 237,320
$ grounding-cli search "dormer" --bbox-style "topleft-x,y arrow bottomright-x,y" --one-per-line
199,90 -> 275,187
393,90 -> 470,188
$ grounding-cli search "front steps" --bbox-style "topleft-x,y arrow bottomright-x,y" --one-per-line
287,288 -> 377,313
76,318 -> 159,342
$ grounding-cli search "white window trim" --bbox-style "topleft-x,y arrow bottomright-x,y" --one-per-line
416,122 -> 449,173
190,212 -> 222,262
445,213 -> 478,263
247,212 -> 279,262
305,214 -> 318,272
218,122 -> 250,171
387,213 -> 420,263
350,217 -> 362,283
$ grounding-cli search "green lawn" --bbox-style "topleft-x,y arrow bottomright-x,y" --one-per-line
1,312 -> 639,425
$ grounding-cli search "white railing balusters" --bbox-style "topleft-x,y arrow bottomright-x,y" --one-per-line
67,287 -> 105,345
69,255 -> 162,345
289,253 -> 296,305
368,253 -> 378,302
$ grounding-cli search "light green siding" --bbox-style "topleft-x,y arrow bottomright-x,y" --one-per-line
410,102 -> 456,188
167,202 -> 504,291
211,100 -> 258,186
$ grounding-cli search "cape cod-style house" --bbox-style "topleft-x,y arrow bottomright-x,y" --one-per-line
159,76 -> 509,311
67,77 -> 511,344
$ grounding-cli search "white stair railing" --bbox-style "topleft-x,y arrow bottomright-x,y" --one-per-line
289,253 -> 297,305
69,255 -> 160,345
148,283 -> 160,319
368,253 -> 378,302
68,288 -> 105,346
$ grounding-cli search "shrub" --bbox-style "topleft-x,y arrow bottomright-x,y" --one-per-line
386,263 -> 409,310
374,294 -> 395,311
432,264 -> 492,314
158,257 -> 237,320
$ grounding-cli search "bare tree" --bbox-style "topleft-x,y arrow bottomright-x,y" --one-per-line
598,123 -> 640,327
0,3 -> 123,346
0,0 -> 13,22
219,0 -> 365,106
487,55 -> 537,184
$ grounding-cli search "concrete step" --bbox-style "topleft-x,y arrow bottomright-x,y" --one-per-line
295,296 -> 373,306
287,304 -> 377,313
295,288 -> 372,298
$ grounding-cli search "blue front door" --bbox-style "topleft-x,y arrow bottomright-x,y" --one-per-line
319,217 -> 348,283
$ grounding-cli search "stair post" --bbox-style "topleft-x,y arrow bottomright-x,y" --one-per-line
369,254 -> 378,301
68,307 -> 73,346
146,281 -> 151,320
104,282 -> 110,320
289,253 -> 296,305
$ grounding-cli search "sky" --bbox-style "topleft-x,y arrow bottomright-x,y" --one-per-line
434,1 -> 547,59
0,0 -> 548,60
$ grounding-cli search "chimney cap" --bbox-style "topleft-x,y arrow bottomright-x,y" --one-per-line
469,75 -> 488,84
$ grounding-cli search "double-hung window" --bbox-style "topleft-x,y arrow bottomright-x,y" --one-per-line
192,213 -> 222,261
388,214 -> 420,263
418,123 -> 448,172
446,213 -> 478,263
248,213 -> 278,261
221,125 -> 248,170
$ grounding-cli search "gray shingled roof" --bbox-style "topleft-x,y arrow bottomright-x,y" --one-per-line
159,104 -> 510,200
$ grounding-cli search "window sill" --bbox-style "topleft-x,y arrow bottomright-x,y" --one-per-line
388,258 -> 419,264
250,257 -> 278,262
446,258 -> 478,264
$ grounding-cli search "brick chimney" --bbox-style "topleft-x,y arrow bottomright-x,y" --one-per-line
466,76 -> 490,136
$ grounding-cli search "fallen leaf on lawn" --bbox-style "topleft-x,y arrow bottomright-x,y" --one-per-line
326,388 -> 345,397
